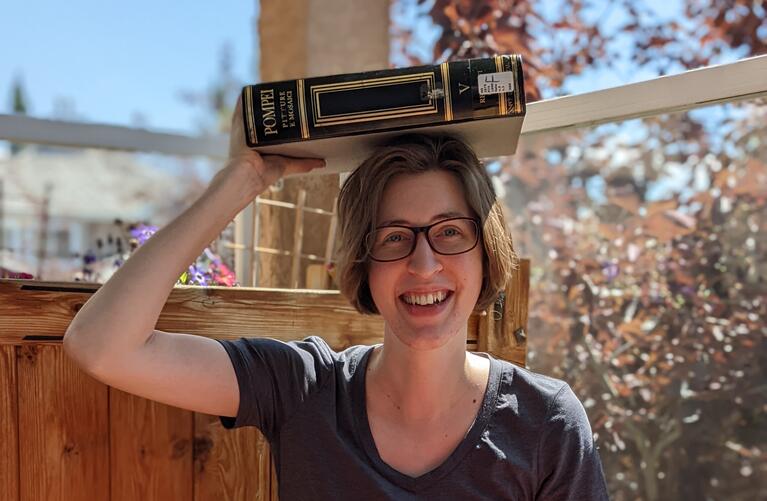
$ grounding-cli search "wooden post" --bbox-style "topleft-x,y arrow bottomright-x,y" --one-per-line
193,413 -> 271,501
110,390 -> 193,500
35,183 -> 52,280
478,259 -> 529,367
251,197 -> 261,286
0,180 -> 5,272
18,345 -> 110,500
252,0 -> 390,288
0,345 -> 18,501
234,200 -> 257,287
290,189 -> 307,288
320,196 -> 339,289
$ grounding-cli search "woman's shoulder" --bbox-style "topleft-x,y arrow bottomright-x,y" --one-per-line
221,335 -> 372,380
490,356 -> 588,426
493,356 -> 568,397
291,335 -> 374,373
489,359 -> 608,497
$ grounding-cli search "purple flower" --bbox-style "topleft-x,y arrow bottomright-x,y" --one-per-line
602,262 -> 620,281
129,224 -> 158,246
83,250 -> 97,265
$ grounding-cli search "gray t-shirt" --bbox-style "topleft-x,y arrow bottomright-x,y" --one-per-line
218,336 -> 610,500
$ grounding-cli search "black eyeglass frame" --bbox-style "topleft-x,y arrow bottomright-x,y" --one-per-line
365,217 -> 481,263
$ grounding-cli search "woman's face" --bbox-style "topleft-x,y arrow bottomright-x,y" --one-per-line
367,170 -> 484,351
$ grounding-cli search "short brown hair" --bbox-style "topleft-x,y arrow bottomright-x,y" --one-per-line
336,134 -> 518,315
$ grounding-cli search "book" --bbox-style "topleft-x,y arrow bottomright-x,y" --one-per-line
241,55 -> 527,173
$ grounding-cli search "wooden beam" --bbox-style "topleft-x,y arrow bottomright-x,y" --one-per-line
0,279 -> 392,348
0,256 -> 529,368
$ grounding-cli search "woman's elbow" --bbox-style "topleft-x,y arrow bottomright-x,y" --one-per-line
62,326 -> 102,375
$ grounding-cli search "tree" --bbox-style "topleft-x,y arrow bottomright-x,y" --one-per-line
9,76 -> 28,155
392,1 -> 767,499
178,42 -> 243,135
394,0 -> 767,100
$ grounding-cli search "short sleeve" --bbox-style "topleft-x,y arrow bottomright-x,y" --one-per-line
216,335 -> 334,439
535,384 -> 610,500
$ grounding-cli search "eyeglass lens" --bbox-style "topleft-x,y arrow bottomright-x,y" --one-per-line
369,218 -> 478,261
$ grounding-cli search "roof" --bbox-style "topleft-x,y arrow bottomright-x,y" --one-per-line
0,148 -> 190,221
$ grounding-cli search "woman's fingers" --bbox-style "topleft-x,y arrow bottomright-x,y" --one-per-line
261,155 -> 326,179
228,95 -> 325,187
229,95 -> 248,159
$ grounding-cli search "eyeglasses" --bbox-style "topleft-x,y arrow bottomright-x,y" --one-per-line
365,217 -> 480,262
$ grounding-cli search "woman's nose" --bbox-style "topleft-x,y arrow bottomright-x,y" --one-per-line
406,233 -> 442,277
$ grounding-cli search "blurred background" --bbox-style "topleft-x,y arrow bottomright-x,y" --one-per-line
1,1 -> 765,499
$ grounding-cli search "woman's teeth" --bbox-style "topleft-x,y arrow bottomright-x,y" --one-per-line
402,291 -> 448,305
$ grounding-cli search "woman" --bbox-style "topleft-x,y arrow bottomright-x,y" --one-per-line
64,97 -> 609,500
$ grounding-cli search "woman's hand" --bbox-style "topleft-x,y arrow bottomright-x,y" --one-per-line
224,94 -> 326,194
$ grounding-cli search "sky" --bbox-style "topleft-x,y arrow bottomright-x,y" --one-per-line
1,0 -> 257,135
1,0 -> 754,144
3,0 -> 685,139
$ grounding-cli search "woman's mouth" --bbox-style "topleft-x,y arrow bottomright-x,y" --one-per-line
401,290 -> 450,305
398,290 -> 454,315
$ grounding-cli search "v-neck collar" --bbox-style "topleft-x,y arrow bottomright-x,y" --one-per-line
352,345 -> 502,493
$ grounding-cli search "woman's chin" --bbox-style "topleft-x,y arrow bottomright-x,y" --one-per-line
387,324 -> 463,351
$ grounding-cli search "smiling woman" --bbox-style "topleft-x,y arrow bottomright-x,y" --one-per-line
213,134 -> 611,499
63,99 -> 610,500
337,134 -> 517,316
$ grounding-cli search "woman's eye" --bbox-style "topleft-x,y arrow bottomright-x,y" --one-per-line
381,232 -> 409,244
438,227 -> 461,237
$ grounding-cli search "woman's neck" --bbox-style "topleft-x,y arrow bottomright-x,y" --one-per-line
367,328 -> 486,423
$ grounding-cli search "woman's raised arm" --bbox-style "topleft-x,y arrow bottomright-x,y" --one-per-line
63,97 -> 325,417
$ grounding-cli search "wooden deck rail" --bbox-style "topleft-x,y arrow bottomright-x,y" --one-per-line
0,259 -> 528,500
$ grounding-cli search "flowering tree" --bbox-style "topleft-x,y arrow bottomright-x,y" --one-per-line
503,109 -> 766,500
393,1 -> 766,499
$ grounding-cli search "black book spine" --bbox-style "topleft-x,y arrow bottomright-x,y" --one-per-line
242,54 -> 525,147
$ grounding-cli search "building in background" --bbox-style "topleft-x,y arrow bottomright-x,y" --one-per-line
0,146 -> 192,281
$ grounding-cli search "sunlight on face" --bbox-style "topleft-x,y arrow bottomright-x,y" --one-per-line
367,170 -> 483,351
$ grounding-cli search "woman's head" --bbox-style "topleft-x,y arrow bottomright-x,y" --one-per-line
336,133 -> 518,325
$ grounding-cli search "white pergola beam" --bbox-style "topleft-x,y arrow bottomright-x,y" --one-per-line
1,55 -> 765,159
521,54 -> 767,135
0,115 -> 229,159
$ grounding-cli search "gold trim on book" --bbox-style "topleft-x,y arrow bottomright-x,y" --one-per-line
312,107 -> 437,125
311,77 -> 437,121
309,109 -> 439,127
494,55 -> 508,116
510,55 -> 522,114
244,86 -> 258,144
309,73 -> 439,127
440,62 -> 453,121
310,73 -> 434,92
313,90 -> 436,121
297,79 -> 310,139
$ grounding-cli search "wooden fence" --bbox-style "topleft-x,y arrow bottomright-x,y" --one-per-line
226,189 -> 340,289
0,259 -> 528,500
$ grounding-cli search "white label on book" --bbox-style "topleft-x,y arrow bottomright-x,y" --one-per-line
478,72 -> 515,95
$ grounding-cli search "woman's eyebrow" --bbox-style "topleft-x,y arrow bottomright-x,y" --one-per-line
378,211 -> 466,227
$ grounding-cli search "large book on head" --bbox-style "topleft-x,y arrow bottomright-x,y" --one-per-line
241,54 -> 526,173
